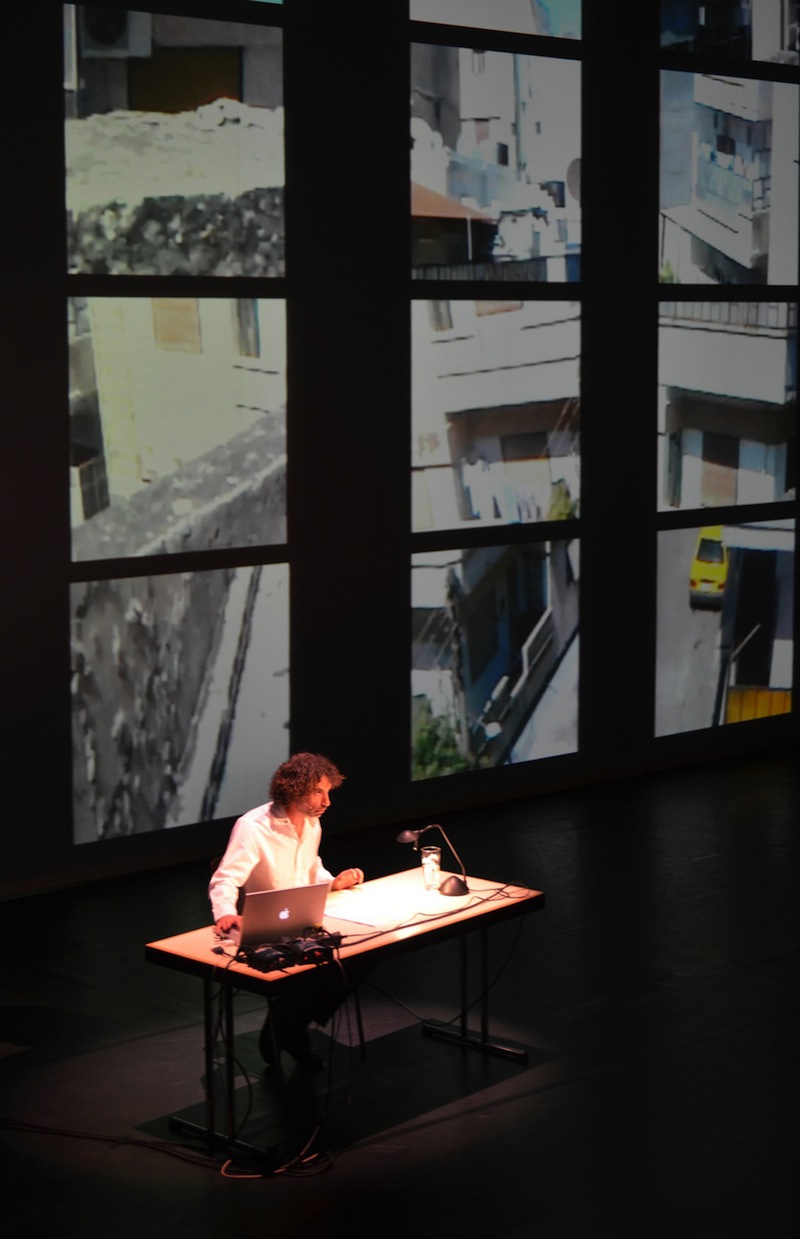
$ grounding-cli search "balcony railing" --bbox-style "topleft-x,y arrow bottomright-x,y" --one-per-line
412,257 -> 549,281
695,152 -> 770,223
659,301 -> 796,329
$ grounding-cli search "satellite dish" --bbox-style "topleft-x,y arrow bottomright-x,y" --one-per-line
566,158 -> 581,205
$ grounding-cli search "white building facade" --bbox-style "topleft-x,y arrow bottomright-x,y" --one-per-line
412,298 -> 581,530
658,301 -> 796,508
659,73 -> 799,284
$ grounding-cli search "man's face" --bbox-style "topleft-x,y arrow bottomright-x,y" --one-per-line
295,775 -> 333,819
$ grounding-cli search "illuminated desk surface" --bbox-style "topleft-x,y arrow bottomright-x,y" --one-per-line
146,868 -> 544,988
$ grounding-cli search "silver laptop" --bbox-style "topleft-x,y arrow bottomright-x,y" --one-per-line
238,881 -> 331,948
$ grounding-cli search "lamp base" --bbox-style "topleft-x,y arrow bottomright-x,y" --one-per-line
439,874 -> 469,896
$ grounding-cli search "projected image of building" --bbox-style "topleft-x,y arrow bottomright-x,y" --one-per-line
659,71 -> 799,285
410,0 -> 582,37
412,299 -> 580,531
64,8 -> 284,276
71,563 -> 289,843
411,539 -> 579,779
69,297 -> 287,560
661,0 -> 799,64
716,521 -> 795,722
658,301 -> 797,509
411,44 -> 581,281
656,520 -> 794,736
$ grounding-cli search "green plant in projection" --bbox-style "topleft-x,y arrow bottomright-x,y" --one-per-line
547,479 -> 579,520
412,700 -> 471,780
659,260 -> 677,283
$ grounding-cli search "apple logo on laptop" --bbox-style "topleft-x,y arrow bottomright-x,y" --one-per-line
279,907 -> 290,921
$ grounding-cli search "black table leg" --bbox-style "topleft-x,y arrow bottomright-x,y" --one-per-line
168,977 -> 283,1159
422,927 -> 529,1063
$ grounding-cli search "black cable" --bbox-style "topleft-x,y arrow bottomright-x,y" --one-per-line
362,977 -> 426,1023
359,893 -> 530,1033
0,1115 -> 221,1169
439,915 -> 527,1029
201,978 -> 337,1179
335,881 -> 536,947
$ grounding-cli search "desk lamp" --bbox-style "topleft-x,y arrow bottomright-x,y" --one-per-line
396,823 -> 469,896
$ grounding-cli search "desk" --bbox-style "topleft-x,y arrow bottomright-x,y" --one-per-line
146,868 -> 543,1153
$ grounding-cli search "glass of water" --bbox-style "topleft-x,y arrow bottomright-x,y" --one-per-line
420,845 -> 441,890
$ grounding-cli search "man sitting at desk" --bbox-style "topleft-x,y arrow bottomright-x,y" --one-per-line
209,752 -> 364,1070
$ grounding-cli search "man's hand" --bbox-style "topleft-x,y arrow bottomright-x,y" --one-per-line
215,914 -> 242,935
332,868 -> 364,891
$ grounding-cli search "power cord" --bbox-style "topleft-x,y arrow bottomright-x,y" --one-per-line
440,914 -> 527,1030
220,1129 -> 333,1179
0,1115 -> 220,1169
360,903 -> 528,1033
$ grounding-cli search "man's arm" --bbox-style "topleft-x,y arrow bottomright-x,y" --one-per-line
331,867 -> 364,890
208,817 -> 261,924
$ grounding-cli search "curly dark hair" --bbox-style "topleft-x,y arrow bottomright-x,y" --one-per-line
269,752 -> 345,806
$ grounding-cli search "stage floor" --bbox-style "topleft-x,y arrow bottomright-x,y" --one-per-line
1,747 -> 798,1238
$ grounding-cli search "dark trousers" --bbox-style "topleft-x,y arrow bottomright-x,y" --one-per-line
259,954 -> 372,1060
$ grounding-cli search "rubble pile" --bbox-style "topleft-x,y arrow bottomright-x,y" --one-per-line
68,188 -> 285,275
66,100 -> 285,276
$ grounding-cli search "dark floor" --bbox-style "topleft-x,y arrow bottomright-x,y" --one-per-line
2,748 -> 798,1238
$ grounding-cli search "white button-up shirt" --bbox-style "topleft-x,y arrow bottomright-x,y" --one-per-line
208,801 -> 333,923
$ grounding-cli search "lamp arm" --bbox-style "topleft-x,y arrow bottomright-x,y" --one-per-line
413,824 -> 435,851
429,824 -> 469,895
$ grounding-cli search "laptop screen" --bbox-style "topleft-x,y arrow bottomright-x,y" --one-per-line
238,881 -> 330,947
